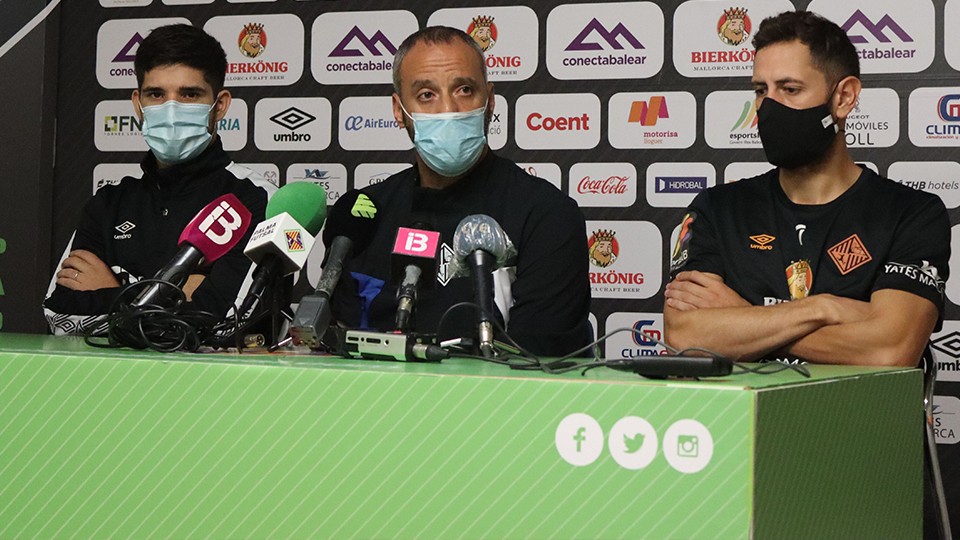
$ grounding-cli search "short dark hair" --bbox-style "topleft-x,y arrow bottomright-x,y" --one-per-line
134,24 -> 227,93
752,11 -> 860,84
392,26 -> 487,94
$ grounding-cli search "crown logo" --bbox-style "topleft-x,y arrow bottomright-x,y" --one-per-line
243,22 -> 264,34
723,7 -> 748,20
592,229 -> 616,243
472,15 -> 495,28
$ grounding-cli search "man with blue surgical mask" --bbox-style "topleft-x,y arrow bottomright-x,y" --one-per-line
325,26 -> 592,356
43,24 -> 272,335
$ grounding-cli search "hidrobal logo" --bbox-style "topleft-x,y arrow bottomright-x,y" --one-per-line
628,96 -> 668,126
331,26 -> 397,57
656,176 -> 706,194
566,18 -> 644,51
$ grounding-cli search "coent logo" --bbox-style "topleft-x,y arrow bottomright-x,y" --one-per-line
515,93 -> 601,150
526,112 -> 591,131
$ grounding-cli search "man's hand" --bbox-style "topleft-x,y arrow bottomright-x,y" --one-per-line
664,271 -> 750,311
56,250 -> 120,291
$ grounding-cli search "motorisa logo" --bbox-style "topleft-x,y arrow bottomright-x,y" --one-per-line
339,96 -> 413,151
286,164 -> 347,204
931,321 -> 960,383
92,164 -> 141,194
428,6 -> 539,81
603,312 -> 668,359
569,163 -> 636,208
723,162 -> 773,184
204,14 -> 304,87
945,0 -> 960,71
97,18 -> 189,89
933,395 -> 960,444
312,11 -> 417,85
845,88 -> 899,148
672,0 -> 792,78
95,100 -> 147,152
646,162 -> 716,208
516,163 -> 562,190
586,220 -> 661,299
515,93 -> 600,150
546,2 -> 664,80
808,0 -> 934,74
254,97 -> 331,151
704,90 -> 761,149
354,163 -> 413,189
218,98 -> 247,152
887,161 -> 960,209
949,225 -> 960,307
908,87 -> 960,147
608,91 -> 696,149
488,95 -> 508,151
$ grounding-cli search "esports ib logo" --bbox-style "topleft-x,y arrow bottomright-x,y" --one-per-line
588,229 -> 618,268
717,7 -> 751,47
238,22 -> 267,58
467,15 -> 497,52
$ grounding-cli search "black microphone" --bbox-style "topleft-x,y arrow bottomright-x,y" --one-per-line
390,224 -> 440,331
289,190 -> 380,348
131,194 -> 253,308
450,214 -> 514,358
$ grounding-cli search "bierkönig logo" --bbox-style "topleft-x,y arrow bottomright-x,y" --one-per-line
689,7 -> 755,72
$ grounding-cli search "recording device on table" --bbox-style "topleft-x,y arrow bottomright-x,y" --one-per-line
604,354 -> 733,378
289,190 -> 380,349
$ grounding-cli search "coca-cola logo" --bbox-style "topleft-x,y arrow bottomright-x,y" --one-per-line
578,175 -> 630,195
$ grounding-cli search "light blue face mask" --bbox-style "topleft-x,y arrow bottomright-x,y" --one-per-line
401,102 -> 488,178
139,100 -> 216,165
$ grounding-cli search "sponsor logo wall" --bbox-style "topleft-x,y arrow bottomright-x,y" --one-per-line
49,4 -> 960,508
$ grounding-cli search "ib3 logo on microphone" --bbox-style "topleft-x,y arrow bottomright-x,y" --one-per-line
555,413 -> 713,473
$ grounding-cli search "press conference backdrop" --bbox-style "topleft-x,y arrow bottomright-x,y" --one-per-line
0,0 -> 956,526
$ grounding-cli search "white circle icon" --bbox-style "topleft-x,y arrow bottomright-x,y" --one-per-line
663,419 -> 714,474
555,413 -> 604,466
608,416 -> 658,470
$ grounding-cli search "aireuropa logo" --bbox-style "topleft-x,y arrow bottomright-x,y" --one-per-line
604,312 -> 667,358
586,220 -> 661,299
92,163 -> 142,194
808,0 -> 934,74
515,93 -> 600,150
555,413 -> 714,473
704,90 -> 761,149
608,91 -> 696,149
546,2 -> 664,80
932,321 -> 960,382
96,18 -> 190,89
887,161 -> 960,209
204,14 -> 304,87
646,162 -> 716,208
844,88 -> 899,148
254,97 -> 331,151
95,100 -> 147,152
516,162 -> 562,189
909,87 -> 960,147
285,163 -> 347,204
218,98 -> 248,152
354,163 -> 414,189
339,96 -> 413,151
569,162 -> 637,207
311,11 -> 417,85
672,0 -> 792,78
932,396 -> 960,444
428,6 -> 539,81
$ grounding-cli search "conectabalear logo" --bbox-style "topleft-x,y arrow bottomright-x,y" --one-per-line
588,228 -> 619,268
330,27 -> 397,57
239,22 -> 266,58
468,15 -> 497,52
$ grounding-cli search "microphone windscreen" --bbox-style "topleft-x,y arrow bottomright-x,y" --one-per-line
178,193 -> 253,263
322,189 -> 381,253
266,182 -> 328,236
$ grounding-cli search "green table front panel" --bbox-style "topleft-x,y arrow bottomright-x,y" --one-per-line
0,350 -> 754,539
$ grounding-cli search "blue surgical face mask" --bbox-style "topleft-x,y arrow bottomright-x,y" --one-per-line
139,99 -> 216,165
400,102 -> 488,178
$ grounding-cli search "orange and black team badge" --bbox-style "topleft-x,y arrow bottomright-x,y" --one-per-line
786,260 -> 812,300
827,234 -> 872,275
749,234 -> 775,251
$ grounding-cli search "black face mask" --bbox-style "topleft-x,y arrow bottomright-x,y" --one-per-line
757,97 -> 838,169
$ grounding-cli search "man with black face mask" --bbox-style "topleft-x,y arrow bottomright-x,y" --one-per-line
325,26 -> 592,357
664,11 -> 949,367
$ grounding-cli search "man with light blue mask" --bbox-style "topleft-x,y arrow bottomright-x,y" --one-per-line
43,24 -> 272,335
325,26 -> 592,356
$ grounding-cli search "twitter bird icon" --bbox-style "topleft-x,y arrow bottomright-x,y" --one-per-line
623,432 -> 644,454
